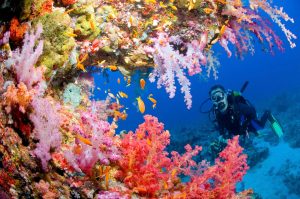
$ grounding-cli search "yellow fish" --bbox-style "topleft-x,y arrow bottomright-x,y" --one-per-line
140,78 -> 146,90
159,2 -> 167,8
65,32 -> 77,37
119,91 -> 128,98
170,5 -> 177,11
148,94 -> 157,108
144,0 -> 156,4
136,96 -> 145,114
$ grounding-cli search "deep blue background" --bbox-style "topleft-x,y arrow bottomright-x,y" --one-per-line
93,0 -> 300,132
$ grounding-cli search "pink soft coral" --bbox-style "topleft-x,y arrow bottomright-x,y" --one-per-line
147,32 -> 208,109
64,108 -> 120,174
10,23 -> 46,95
30,97 -> 62,170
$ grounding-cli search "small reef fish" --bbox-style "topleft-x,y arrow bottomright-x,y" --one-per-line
108,92 -> 116,99
170,5 -> 177,11
148,94 -> 157,108
90,19 -> 95,30
144,0 -> 156,4
217,0 -> 227,4
203,8 -> 214,14
140,78 -> 146,90
117,78 -> 121,84
65,32 -> 77,37
126,78 -> 131,86
118,91 -> 128,98
159,2 -> 167,8
220,24 -> 227,36
76,53 -> 88,72
107,65 -> 118,71
136,96 -> 145,114
76,134 -> 92,146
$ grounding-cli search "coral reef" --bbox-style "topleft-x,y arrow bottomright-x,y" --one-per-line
1,0 -> 296,108
0,0 -> 296,197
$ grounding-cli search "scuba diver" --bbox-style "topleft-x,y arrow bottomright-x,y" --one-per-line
201,82 -> 284,158
209,84 -> 283,139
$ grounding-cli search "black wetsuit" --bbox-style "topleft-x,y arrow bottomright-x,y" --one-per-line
214,93 -> 269,139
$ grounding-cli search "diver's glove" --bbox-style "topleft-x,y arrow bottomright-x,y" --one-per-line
209,136 -> 228,155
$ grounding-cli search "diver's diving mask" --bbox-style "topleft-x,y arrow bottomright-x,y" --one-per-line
210,89 -> 228,113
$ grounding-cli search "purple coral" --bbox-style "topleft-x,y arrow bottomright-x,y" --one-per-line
64,109 -> 120,173
147,32 -> 208,109
10,23 -> 46,95
96,191 -> 129,199
30,97 -> 61,170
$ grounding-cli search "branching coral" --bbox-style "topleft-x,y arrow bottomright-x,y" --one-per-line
148,33 -> 208,109
9,23 -> 46,95
30,97 -> 62,170
117,115 -> 249,198
64,106 -> 120,174
184,136 -> 249,198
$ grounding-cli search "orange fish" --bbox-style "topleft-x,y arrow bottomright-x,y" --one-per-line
104,166 -> 111,189
76,54 -> 88,72
203,8 -> 213,14
126,78 -> 131,86
108,65 -> 118,71
117,78 -> 120,84
220,25 -> 227,36
217,0 -> 227,4
140,78 -> 146,90
136,96 -> 145,114
90,20 -> 95,30
76,134 -> 92,146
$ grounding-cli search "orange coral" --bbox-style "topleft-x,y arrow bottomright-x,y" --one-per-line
41,0 -> 53,14
61,0 -> 77,6
9,17 -> 28,43
3,82 -> 35,113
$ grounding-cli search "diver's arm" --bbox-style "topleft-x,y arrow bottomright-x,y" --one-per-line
238,103 -> 257,134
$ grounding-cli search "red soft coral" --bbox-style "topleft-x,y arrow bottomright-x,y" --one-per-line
117,115 -> 203,197
184,136 -> 249,199
117,115 -> 171,196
